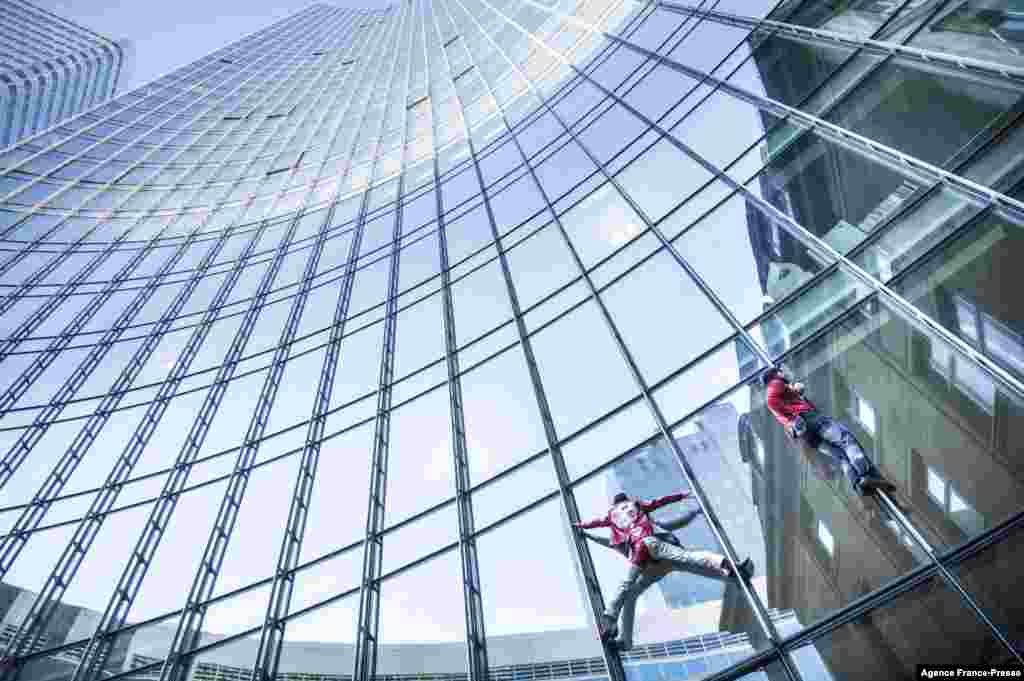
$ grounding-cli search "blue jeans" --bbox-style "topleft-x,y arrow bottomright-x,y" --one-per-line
801,413 -> 876,494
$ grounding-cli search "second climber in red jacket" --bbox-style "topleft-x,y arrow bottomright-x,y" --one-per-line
761,367 -> 894,496
574,491 -> 753,648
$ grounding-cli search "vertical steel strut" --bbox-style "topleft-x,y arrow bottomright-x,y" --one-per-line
423,2 -> 627,679
418,1 -> 490,676
352,4 -> 416,678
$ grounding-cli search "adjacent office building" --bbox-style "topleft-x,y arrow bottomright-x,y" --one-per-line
1,0 -> 128,146
0,1 -> 1022,681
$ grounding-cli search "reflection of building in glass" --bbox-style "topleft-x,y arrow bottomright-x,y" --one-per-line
0,0 -> 128,146
0,0 -> 1023,680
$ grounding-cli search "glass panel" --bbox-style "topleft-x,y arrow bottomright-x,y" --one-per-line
505,221 -> 576,310
674,90 -> 765,173
533,138 -> 599,202
787,575 -> 1015,680
444,202 -> 494,265
328,322 -> 385,428
558,181 -> 647,269
867,296 -> 1024,548
471,456 -> 558,531
530,301 -> 638,437
298,422 -> 372,564
487,172 -> 547,235
451,257 -> 513,342
189,584 -> 271,648
210,455 -> 299,598
576,103 -> 649,166
652,340 -> 763,429
384,386 -> 456,525
461,347 -> 549,484
376,549 -> 468,672
176,625 -> 261,681
396,228 -> 440,294
392,293 -> 444,380
289,546 -> 363,613
602,248 -> 735,384
280,594 -> 357,648
617,137 -> 715,224
561,399 -> 655,482
476,499 -> 606,666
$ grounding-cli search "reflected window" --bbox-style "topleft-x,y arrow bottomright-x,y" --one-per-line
954,293 -> 1024,375
880,514 -> 930,565
928,339 -> 996,412
954,295 -> 981,343
817,519 -> 835,557
850,389 -> 877,436
924,464 -> 986,536
927,467 -> 946,505
933,2 -> 1024,45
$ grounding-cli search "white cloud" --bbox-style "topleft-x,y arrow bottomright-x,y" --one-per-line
424,441 -> 452,482
600,220 -> 642,246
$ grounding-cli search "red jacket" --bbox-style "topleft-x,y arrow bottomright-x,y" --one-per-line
578,494 -> 685,564
765,377 -> 815,428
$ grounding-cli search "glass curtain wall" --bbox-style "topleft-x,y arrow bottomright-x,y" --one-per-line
0,1 -> 1022,681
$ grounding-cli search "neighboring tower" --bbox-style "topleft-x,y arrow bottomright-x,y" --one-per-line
0,0 -> 128,146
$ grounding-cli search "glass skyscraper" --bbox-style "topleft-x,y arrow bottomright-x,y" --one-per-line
0,1 -> 1022,680
0,0 -> 127,146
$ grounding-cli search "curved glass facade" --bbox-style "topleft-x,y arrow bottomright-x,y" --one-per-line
0,0 -> 125,147
0,1 -> 1023,680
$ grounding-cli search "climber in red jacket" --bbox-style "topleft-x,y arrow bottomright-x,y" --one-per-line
575,492 -> 753,648
761,367 -> 894,496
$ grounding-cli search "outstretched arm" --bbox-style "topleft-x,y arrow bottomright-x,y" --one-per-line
574,515 -> 611,530
661,508 -> 703,531
639,492 -> 689,512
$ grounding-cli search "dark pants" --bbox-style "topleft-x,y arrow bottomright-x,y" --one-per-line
800,412 -> 877,494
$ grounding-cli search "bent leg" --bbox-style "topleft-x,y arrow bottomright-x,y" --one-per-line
818,418 -> 872,475
617,567 -> 664,649
817,417 -> 882,494
644,538 -> 730,580
605,564 -> 643,620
